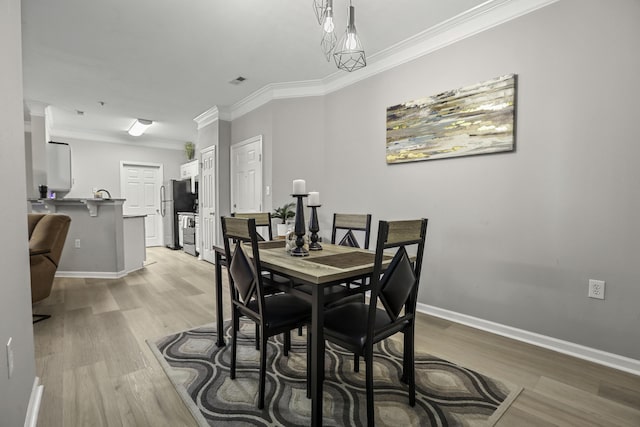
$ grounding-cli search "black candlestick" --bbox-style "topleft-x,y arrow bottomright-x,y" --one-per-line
308,205 -> 322,251
291,194 -> 309,257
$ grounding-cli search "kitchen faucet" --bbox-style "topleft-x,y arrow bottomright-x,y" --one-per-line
95,189 -> 112,199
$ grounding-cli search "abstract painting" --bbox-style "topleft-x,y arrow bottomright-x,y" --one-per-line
386,74 -> 516,163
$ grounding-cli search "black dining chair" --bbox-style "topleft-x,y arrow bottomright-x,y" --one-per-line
221,216 -> 311,409
231,212 -> 293,348
319,218 -> 428,426
331,213 -> 372,250
231,212 -> 273,241
294,213 -> 373,306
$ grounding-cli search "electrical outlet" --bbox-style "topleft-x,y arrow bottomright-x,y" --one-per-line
588,279 -> 605,300
7,337 -> 14,379
75,239 -> 81,248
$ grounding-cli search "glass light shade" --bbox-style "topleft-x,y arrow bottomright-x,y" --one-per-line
333,5 -> 366,72
128,119 -> 152,136
322,0 -> 334,32
320,0 -> 337,61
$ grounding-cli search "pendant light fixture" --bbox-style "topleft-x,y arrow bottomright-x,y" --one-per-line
320,0 -> 337,61
312,0 -> 327,25
333,0 -> 366,72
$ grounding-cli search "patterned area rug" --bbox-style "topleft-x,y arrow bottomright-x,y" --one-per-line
148,321 -> 520,426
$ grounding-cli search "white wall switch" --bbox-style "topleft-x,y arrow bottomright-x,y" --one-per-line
75,238 -> 81,248
6,337 -> 14,379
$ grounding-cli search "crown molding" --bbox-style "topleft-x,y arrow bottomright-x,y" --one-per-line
193,105 -> 231,129
24,100 -> 49,117
49,128 -> 184,151
230,80 -> 326,119
228,0 -> 558,120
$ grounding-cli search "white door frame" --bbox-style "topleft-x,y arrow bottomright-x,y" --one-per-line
230,135 -> 263,213
119,161 -> 164,246
200,145 -> 216,263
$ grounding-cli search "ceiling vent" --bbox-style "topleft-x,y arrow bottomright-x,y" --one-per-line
229,76 -> 247,85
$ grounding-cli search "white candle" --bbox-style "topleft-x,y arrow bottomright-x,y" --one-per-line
308,191 -> 320,206
293,179 -> 306,194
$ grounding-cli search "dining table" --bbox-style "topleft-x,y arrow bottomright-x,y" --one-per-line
213,240 -> 390,427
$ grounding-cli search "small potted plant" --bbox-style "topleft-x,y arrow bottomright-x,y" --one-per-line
273,202 -> 295,236
185,142 -> 195,160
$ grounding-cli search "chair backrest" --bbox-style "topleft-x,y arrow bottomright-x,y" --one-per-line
221,216 -> 266,318
331,213 -> 372,249
231,212 -> 273,241
28,213 -> 72,266
28,213 -> 72,303
368,219 -> 428,334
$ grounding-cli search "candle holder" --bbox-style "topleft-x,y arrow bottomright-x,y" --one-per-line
290,194 -> 309,257
308,204 -> 322,251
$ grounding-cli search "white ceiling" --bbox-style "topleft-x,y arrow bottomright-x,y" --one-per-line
21,0 -> 492,148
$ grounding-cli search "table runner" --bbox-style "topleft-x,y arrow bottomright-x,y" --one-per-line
302,251 -> 392,269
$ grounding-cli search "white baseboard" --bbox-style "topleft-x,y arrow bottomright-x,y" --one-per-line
55,270 -> 128,279
24,377 -> 43,427
417,303 -> 640,377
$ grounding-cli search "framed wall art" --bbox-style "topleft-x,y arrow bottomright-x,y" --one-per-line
386,74 -> 517,164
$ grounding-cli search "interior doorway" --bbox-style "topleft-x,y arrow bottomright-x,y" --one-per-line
230,135 -> 263,214
120,161 -> 164,247
200,146 -> 216,263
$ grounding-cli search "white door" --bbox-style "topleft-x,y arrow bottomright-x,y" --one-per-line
201,146 -> 216,263
231,135 -> 262,213
120,162 -> 163,247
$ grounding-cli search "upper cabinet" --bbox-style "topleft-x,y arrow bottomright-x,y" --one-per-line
180,160 -> 198,180
47,142 -> 72,193
180,160 -> 199,192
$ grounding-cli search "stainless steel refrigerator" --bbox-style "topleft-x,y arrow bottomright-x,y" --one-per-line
161,180 -> 196,249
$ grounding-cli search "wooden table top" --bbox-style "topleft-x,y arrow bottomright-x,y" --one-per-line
255,243 -> 386,285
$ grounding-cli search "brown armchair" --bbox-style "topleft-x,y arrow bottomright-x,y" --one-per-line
28,213 -> 71,322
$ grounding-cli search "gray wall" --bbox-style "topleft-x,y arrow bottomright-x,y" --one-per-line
230,0 -> 640,360
231,104 -> 274,213
230,98 -> 327,223
53,136 -> 184,198
0,0 -> 37,424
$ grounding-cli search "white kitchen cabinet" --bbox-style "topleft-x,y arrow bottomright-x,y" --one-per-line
180,160 -> 199,192
180,160 -> 198,179
47,142 -> 72,192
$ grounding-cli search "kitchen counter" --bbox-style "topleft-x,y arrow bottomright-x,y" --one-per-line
28,198 -> 145,278
29,198 -> 125,217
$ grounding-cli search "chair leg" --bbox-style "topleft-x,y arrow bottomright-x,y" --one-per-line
408,325 -> 416,406
258,331 -> 268,409
284,331 -> 291,357
401,330 -> 409,384
354,354 -> 360,373
231,314 -> 239,380
255,323 -> 260,350
306,328 -> 311,398
298,326 -> 303,336
365,347 -> 375,427
32,314 -> 51,324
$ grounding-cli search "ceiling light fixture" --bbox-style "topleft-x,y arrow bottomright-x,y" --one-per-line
333,1 -> 366,72
127,119 -> 152,136
320,0 -> 337,61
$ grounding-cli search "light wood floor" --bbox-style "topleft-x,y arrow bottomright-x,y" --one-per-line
33,247 -> 640,426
